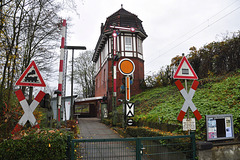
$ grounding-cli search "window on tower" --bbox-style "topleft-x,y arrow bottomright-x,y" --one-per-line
137,38 -> 142,53
125,37 -> 132,51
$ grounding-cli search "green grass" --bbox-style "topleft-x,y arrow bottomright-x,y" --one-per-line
127,70 -> 240,140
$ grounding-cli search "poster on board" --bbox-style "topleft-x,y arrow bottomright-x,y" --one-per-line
206,114 -> 234,141
207,118 -> 217,139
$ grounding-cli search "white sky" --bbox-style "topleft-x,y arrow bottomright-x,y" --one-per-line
55,0 -> 240,95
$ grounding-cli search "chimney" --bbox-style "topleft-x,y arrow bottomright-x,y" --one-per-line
101,23 -> 104,34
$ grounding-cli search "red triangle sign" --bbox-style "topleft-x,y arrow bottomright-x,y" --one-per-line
173,56 -> 198,80
16,61 -> 46,87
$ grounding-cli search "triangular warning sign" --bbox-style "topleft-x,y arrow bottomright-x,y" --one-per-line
16,61 -> 46,87
173,56 -> 198,80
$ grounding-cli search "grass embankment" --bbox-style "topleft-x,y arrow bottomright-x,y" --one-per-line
129,71 -> 240,140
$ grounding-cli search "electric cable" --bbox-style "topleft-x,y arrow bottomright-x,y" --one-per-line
145,1 -> 240,72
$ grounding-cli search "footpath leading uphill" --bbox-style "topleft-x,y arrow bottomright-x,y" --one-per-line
78,118 -> 121,139
76,118 -> 137,160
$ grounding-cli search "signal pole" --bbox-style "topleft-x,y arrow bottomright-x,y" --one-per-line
110,25 -> 135,126
64,46 -> 86,120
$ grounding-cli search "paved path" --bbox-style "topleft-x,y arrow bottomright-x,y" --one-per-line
78,118 -> 121,139
76,118 -> 187,160
76,118 -> 136,160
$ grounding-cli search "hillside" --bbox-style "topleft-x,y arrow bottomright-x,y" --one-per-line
129,70 -> 240,140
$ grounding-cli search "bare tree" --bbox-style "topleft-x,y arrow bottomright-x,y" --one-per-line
0,0 -> 63,123
19,0 -> 62,81
72,50 -> 95,98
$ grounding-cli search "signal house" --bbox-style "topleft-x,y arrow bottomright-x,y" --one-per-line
92,7 -> 147,115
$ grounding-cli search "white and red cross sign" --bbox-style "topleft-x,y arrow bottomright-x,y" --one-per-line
11,89 -> 45,134
175,80 -> 202,121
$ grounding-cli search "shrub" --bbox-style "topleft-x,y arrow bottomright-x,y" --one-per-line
64,120 -> 79,136
126,126 -> 180,137
102,118 -> 112,126
0,128 -> 71,160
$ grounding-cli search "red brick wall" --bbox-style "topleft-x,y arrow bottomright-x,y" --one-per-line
95,57 -> 144,111
95,62 -> 108,97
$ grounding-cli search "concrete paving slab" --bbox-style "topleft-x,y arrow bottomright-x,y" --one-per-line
77,118 -> 121,139
76,118 -> 136,159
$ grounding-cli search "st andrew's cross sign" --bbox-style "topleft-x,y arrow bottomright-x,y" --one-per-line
12,89 -> 45,134
175,80 -> 202,121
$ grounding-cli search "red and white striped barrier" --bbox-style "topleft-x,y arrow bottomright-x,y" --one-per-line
57,19 -> 66,122
11,89 -> 45,134
175,80 -> 202,121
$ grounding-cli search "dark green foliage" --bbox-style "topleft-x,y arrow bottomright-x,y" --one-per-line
126,126 -> 176,137
102,118 -> 112,126
0,129 -> 71,160
188,31 -> 240,79
131,71 -> 240,140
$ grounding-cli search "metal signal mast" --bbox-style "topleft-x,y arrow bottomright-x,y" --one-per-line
109,25 -> 135,125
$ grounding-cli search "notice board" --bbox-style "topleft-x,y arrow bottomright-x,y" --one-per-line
206,114 -> 234,141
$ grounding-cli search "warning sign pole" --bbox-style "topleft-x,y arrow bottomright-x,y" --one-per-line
185,79 -> 190,134
185,80 -> 189,120
174,53 -> 202,134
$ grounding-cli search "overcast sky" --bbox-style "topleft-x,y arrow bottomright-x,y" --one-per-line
56,0 -> 240,95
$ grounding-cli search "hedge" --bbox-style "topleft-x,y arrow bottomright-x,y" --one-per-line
126,126 -> 181,137
0,129 -> 71,160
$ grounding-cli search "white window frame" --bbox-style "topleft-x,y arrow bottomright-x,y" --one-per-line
125,37 -> 132,51
137,38 -> 142,53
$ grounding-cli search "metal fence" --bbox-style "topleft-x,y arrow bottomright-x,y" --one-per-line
67,132 -> 196,160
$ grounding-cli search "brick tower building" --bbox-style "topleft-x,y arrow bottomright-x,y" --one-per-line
92,6 -> 147,115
